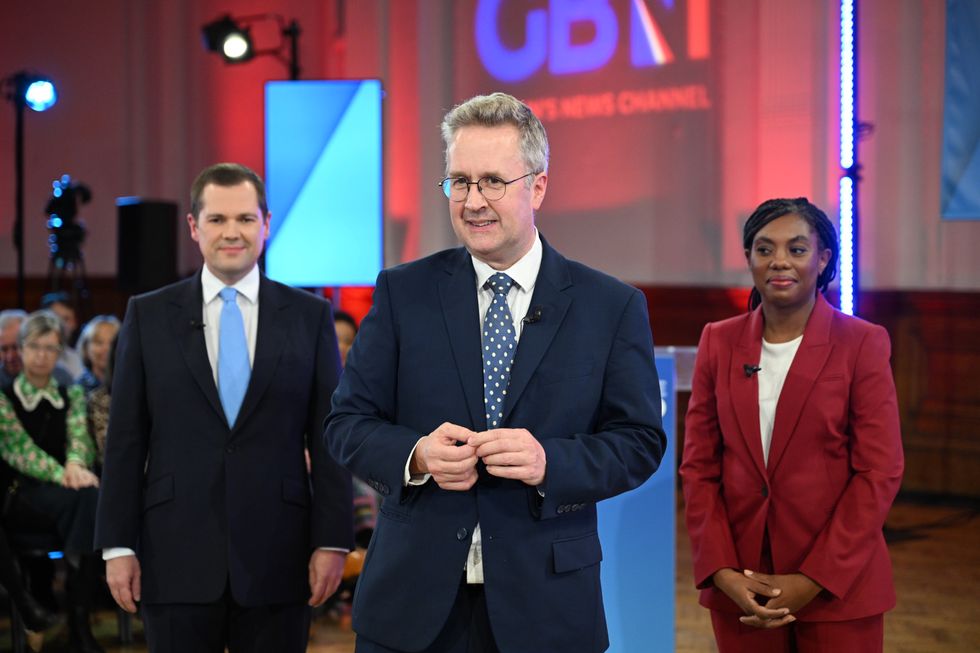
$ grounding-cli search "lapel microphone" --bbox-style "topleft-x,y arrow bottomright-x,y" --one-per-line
521,306 -> 543,326
743,363 -> 762,378
189,320 -> 206,330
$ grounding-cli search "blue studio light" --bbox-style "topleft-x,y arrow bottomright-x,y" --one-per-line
24,78 -> 57,112
839,0 -> 856,316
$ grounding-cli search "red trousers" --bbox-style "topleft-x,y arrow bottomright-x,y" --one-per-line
710,610 -> 884,653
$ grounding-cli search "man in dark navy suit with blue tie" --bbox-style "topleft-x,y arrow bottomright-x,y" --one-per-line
326,93 -> 667,653
95,163 -> 353,652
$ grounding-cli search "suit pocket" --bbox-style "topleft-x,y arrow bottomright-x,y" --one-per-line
538,360 -> 595,386
142,474 -> 174,512
552,531 -> 602,574
282,477 -> 310,508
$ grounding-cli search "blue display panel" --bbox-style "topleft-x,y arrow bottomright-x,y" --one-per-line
598,353 -> 676,652
264,80 -> 383,286
941,0 -> 980,220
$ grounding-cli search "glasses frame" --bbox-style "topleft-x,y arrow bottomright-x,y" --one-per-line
22,341 -> 63,356
438,172 -> 537,202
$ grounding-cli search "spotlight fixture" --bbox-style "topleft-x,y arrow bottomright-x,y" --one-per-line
201,15 -> 254,63
201,14 -> 302,80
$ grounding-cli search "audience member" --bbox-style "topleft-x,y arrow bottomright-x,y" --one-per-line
39,293 -> 85,380
75,315 -> 121,393
0,310 -> 104,653
1,309 -> 29,388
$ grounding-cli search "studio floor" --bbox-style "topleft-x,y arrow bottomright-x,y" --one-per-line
2,498 -> 977,652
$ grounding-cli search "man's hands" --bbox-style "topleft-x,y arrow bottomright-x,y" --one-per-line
712,568 -> 823,629
470,428 -> 546,486
410,423 -> 546,490
62,462 -> 99,489
106,555 -> 141,613
410,423 -> 480,490
308,550 -> 346,607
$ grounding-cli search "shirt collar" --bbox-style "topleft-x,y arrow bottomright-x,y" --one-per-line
13,372 -> 64,411
471,229 -> 542,294
201,264 -> 260,305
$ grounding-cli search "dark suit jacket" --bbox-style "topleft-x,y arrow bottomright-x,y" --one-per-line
325,239 -> 666,653
95,271 -> 353,607
680,294 -> 904,622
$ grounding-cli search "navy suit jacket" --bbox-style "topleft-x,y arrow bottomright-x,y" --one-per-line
325,238 -> 666,653
95,271 -> 353,606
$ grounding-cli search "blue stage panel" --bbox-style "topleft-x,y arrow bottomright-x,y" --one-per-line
265,80 -> 383,286
598,353 -> 676,652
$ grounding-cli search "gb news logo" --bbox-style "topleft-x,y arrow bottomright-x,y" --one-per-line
475,0 -> 710,82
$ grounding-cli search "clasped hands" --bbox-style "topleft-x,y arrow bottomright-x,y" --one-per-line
410,422 -> 546,490
712,568 -> 823,629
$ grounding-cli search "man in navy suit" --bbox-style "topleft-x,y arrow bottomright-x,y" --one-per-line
95,163 -> 353,652
325,93 -> 666,653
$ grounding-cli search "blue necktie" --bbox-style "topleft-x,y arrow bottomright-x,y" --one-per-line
482,273 -> 517,429
218,287 -> 250,427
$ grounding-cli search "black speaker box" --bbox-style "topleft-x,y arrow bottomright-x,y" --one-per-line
116,198 -> 179,293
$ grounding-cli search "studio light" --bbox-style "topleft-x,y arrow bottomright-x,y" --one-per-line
4,72 -> 58,112
23,77 -> 58,112
200,14 -> 302,80
2,70 -> 59,308
201,15 -> 254,63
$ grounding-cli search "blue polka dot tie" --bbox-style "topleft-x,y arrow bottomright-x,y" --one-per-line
218,287 -> 251,427
482,273 -> 517,429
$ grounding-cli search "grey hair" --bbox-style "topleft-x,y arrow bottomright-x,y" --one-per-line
441,92 -> 549,178
0,309 -> 28,333
18,310 -> 65,348
77,315 -> 121,368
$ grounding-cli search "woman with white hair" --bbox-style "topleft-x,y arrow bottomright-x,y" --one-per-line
0,310 -> 105,653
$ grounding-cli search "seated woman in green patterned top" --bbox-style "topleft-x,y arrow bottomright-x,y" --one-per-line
0,310 -> 106,653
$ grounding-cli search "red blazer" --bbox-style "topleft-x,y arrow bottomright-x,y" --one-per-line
680,294 -> 903,621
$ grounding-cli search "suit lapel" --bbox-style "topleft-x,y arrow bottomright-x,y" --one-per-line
169,273 -> 225,424
729,307 -> 768,478
232,276 -> 287,433
439,250 -> 487,430
766,295 -> 834,473
502,240 -> 571,424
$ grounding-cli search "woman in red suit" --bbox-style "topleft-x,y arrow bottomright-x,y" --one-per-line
680,197 -> 904,652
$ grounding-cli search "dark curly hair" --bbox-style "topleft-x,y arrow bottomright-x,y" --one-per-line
742,197 -> 839,311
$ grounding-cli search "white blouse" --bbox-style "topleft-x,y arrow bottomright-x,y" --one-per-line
758,335 -> 803,464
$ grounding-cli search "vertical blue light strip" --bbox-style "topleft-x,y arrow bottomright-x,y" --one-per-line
839,0 -> 856,315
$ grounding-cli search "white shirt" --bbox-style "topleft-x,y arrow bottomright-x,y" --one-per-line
758,335 -> 803,464
403,231 -> 544,584
201,264 -> 261,379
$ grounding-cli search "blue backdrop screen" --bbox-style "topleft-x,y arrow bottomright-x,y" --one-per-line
264,80 -> 383,285
941,0 -> 980,220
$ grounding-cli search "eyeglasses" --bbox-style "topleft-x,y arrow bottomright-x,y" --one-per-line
438,172 -> 537,202
23,342 -> 62,356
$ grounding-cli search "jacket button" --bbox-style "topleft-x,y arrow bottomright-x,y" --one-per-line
225,446 -> 235,454
456,527 -> 468,541
761,485 -> 769,498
